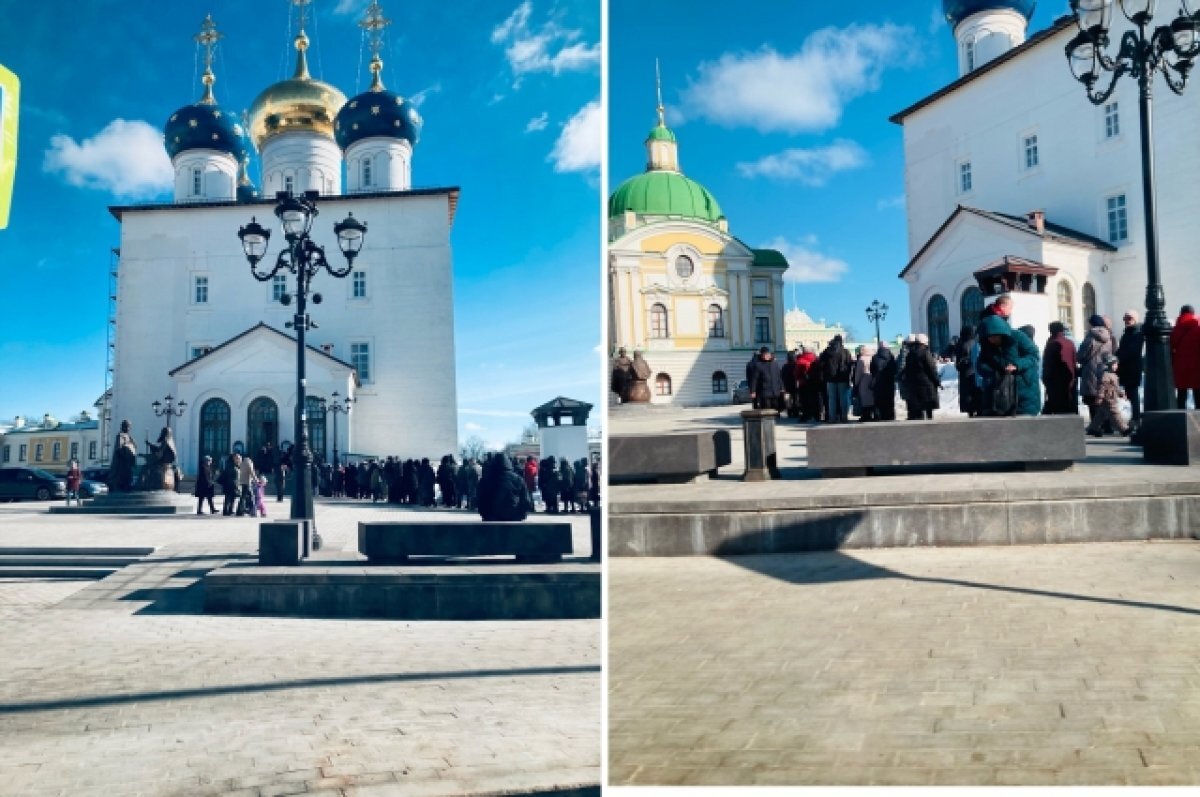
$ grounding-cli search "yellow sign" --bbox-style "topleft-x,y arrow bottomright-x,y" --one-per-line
0,63 -> 18,229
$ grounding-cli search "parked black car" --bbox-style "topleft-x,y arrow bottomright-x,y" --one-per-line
0,468 -> 68,501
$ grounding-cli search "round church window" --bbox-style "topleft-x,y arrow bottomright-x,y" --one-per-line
675,255 -> 695,279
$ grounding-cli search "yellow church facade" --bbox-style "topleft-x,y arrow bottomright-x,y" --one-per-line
608,89 -> 788,406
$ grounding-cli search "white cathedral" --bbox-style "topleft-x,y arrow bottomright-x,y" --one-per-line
896,1 -> 1200,351
108,4 -> 458,470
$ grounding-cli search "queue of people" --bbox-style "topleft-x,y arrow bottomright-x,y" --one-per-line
748,292 -> 1156,435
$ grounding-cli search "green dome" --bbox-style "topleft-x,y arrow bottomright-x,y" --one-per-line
608,170 -> 723,222
647,125 -> 676,142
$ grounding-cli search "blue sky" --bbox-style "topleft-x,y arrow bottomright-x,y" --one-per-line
0,0 -> 601,450
610,0 -> 1069,343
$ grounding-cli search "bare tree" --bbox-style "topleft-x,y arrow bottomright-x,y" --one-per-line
460,435 -> 488,462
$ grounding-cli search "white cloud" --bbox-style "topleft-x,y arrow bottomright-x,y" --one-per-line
333,0 -> 368,15
43,119 -> 173,199
460,408 -> 530,418
929,5 -> 946,35
491,1 -> 599,88
680,24 -> 913,133
878,194 -> 906,211
762,236 -> 850,284
550,99 -> 601,173
736,140 -> 868,185
464,422 -> 485,432
525,112 -> 549,133
408,83 -> 442,109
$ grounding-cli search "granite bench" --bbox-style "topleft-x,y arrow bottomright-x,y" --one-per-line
357,521 -> 574,564
806,415 -> 1087,477
609,430 -> 733,484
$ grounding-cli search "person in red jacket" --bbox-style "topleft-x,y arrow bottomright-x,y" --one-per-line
1170,304 -> 1200,408
794,346 -> 821,421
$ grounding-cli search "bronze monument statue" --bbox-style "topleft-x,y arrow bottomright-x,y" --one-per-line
108,420 -> 139,492
626,350 -> 653,403
610,347 -> 633,401
141,426 -> 180,491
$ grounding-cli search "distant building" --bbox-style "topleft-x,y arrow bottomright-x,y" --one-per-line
608,73 -> 789,406
784,309 -> 847,354
1,413 -> 102,473
893,1 -> 1199,346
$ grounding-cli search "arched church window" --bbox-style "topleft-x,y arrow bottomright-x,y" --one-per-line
362,158 -> 372,188
708,305 -> 725,338
199,398 -> 231,466
1057,281 -> 1074,331
650,303 -> 669,338
305,396 -> 326,464
675,255 -> 694,279
965,38 -> 976,71
284,175 -> 294,194
927,294 -> 950,355
246,397 -> 279,464
1083,282 -> 1097,324
192,168 -> 203,196
960,287 -> 984,330
712,371 -> 728,394
655,373 -> 672,397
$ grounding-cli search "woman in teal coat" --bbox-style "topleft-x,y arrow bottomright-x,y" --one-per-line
977,314 -> 1041,416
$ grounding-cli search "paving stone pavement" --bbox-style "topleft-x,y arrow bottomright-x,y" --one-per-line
609,541 -> 1200,787
0,500 -> 599,796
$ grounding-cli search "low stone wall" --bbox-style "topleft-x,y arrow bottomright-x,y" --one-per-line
204,564 -> 601,620
610,489 -> 1200,556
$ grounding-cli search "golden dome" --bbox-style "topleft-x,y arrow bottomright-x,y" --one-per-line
246,32 -> 347,150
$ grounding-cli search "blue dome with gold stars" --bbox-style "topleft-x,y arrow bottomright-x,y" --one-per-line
164,101 -> 247,161
944,0 -> 1036,28
334,87 -> 422,151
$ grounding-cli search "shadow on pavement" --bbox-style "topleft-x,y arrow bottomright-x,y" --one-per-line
0,663 -> 602,715
720,525 -> 1200,618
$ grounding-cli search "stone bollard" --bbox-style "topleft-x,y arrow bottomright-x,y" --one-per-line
741,408 -> 781,481
1140,410 -> 1200,465
259,520 -> 309,565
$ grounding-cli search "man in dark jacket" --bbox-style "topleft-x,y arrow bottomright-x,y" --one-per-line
477,454 -> 533,522
781,351 -> 799,418
870,343 -> 897,421
1042,321 -> 1078,414
1116,310 -> 1144,424
903,334 -> 941,420
819,335 -> 854,423
750,347 -> 784,410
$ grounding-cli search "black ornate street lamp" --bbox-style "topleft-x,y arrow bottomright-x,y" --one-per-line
865,299 -> 888,348
238,191 -> 367,539
1065,0 -> 1200,412
151,394 -> 187,430
319,392 -> 352,467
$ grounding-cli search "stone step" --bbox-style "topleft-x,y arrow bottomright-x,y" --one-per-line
0,556 -> 143,567
0,547 -> 154,556
0,566 -> 118,579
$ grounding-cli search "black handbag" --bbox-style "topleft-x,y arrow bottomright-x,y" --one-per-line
984,372 -> 1018,416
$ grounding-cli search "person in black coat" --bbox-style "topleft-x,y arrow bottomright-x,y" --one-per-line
781,351 -> 799,418
219,453 -> 239,516
870,343 -> 897,421
953,325 -> 981,417
418,458 -> 436,506
194,455 -> 217,514
750,347 -> 785,410
1116,310 -> 1145,426
904,334 -> 941,420
477,453 -> 533,522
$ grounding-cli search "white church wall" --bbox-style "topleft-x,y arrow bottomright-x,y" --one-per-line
110,190 -> 458,468
173,150 -> 237,203
346,138 -> 413,193
260,131 -> 344,196
901,14 -> 1200,329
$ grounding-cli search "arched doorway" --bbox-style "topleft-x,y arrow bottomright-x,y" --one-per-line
960,287 -> 984,330
198,398 -> 231,466
1083,282 -> 1097,324
246,396 -> 279,463
927,294 -> 950,355
305,396 -> 326,464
